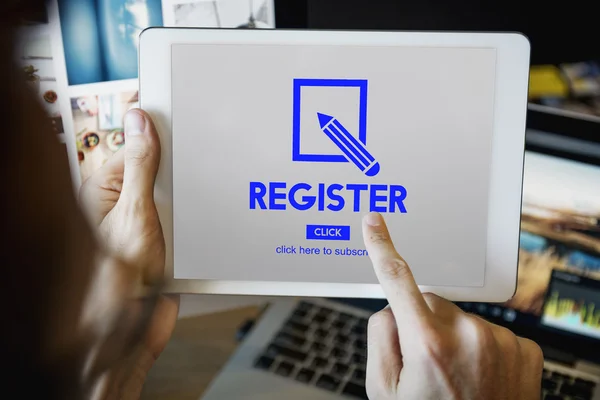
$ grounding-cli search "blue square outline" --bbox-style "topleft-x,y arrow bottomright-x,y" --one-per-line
292,78 -> 368,162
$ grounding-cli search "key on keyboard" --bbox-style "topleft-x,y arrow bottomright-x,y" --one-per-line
265,343 -> 307,362
542,378 -> 558,392
316,374 -> 341,391
275,361 -> 295,377
332,362 -> 349,376
254,355 -> 274,370
295,368 -> 315,383
342,381 -> 369,399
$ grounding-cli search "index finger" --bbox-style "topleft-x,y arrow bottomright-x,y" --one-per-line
362,212 -> 432,329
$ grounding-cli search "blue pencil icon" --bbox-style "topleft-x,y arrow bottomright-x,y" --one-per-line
317,113 -> 380,176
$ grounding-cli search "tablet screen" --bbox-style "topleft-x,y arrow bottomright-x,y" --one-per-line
171,43 -> 497,286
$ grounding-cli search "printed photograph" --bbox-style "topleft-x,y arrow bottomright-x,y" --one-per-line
71,91 -> 138,182
18,34 -> 64,134
57,0 -> 163,86
504,152 -> 600,316
172,0 -> 274,28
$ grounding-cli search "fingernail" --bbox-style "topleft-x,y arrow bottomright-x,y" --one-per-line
365,212 -> 382,226
125,111 -> 145,136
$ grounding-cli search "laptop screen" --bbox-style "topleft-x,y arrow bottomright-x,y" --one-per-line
498,147 -> 600,340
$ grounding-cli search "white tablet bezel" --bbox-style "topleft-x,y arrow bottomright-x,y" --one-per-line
139,28 -> 530,302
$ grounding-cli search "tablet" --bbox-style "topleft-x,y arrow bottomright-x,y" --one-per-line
139,28 -> 530,302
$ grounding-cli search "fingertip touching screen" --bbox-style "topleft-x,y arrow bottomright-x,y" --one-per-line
171,43 -> 497,286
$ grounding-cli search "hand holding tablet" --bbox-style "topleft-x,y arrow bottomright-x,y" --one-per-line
139,28 -> 530,301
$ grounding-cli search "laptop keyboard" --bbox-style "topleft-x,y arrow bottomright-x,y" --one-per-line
253,300 -> 598,400
253,300 -> 369,399
542,368 -> 597,400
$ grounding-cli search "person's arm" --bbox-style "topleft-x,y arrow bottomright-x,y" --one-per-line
362,212 -> 543,400
1,3 -> 177,398
1,3 -> 97,398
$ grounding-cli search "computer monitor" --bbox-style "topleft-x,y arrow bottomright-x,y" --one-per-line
501,120 -> 600,324
469,117 -> 600,362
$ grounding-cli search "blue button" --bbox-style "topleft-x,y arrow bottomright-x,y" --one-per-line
306,225 -> 351,241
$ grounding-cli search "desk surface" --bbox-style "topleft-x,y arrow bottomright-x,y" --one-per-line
141,306 -> 261,400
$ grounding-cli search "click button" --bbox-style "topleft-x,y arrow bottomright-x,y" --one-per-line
306,225 -> 350,241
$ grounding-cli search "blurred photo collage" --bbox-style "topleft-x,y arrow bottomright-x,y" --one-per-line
18,0 -> 275,185
17,27 -> 63,135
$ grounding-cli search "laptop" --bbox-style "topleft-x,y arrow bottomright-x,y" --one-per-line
200,109 -> 600,400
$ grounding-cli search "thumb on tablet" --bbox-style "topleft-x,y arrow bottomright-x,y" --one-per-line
122,109 -> 161,201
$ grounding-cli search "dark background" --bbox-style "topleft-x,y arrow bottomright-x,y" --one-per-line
275,0 -> 598,65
